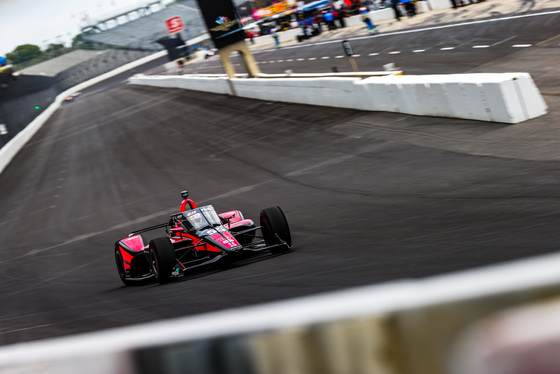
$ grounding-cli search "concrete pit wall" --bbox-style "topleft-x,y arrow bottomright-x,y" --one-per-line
129,73 -> 548,124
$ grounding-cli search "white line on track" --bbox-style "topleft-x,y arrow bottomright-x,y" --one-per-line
492,35 -> 517,46
335,55 -> 344,58
440,47 -> 455,50
321,56 -> 330,59
308,57 -> 316,60
286,154 -> 355,177
389,51 -> 401,54
472,45 -> 490,48
368,52 -> 379,56
512,44 -> 532,48
412,49 -> 425,53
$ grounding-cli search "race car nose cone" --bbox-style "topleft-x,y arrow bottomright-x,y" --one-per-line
226,245 -> 243,253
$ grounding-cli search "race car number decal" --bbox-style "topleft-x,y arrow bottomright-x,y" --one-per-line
211,231 -> 239,248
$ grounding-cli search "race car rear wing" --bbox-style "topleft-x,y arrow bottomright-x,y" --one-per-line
128,222 -> 169,237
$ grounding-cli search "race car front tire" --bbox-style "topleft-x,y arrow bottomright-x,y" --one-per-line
115,247 -> 135,286
148,237 -> 176,284
115,247 -> 153,286
260,206 -> 292,254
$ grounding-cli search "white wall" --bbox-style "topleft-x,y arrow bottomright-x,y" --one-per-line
129,72 -> 548,124
427,0 -> 454,10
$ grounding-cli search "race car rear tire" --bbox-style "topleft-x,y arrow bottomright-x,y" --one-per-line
148,237 -> 176,284
260,206 -> 291,253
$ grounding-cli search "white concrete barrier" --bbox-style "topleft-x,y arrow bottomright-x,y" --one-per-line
427,0 -> 453,10
365,8 -> 395,23
356,73 -> 548,123
416,0 -> 432,13
129,74 -> 233,95
504,72 -> 548,120
231,77 -> 361,108
129,72 -> 548,124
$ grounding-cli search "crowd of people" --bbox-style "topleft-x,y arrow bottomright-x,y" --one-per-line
248,0 -> 490,47
252,0 -> 427,45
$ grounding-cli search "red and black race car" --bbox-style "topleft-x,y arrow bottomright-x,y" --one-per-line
114,193 -> 291,285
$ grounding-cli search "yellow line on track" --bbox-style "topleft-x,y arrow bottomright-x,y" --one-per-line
537,33 -> 560,46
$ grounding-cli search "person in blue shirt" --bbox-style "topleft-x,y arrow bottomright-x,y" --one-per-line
323,9 -> 336,30
271,29 -> 281,49
360,8 -> 379,35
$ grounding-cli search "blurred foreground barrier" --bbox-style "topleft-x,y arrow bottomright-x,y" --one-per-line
129,72 -> 547,124
450,296 -> 560,374
2,252 -> 560,374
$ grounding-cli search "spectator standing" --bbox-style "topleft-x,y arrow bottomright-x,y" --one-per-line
360,7 -> 379,35
390,0 -> 402,21
314,11 -> 325,32
401,0 -> 416,17
271,29 -> 281,49
310,14 -> 322,35
335,6 -> 347,28
323,9 -> 336,30
247,30 -> 255,44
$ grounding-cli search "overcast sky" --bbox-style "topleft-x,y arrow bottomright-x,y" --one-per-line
0,0 -> 174,56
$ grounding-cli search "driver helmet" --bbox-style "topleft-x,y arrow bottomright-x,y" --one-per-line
180,190 -> 189,199
192,213 -> 205,227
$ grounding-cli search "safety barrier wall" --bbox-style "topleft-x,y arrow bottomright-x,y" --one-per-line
133,74 -> 232,95
232,77 -> 361,109
2,251 -> 560,374
354,73 -> 548,123
128,72 -> 548,124
427,0 -> 454,10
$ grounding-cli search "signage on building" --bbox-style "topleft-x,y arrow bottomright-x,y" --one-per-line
195,0 -> 246,48
165,16 -> 184,34
252,1 -> 289,19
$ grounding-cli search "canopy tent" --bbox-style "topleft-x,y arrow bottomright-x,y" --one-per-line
299,0 -> 329,12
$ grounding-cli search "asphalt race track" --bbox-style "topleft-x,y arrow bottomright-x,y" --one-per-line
1,9 -> 560,345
